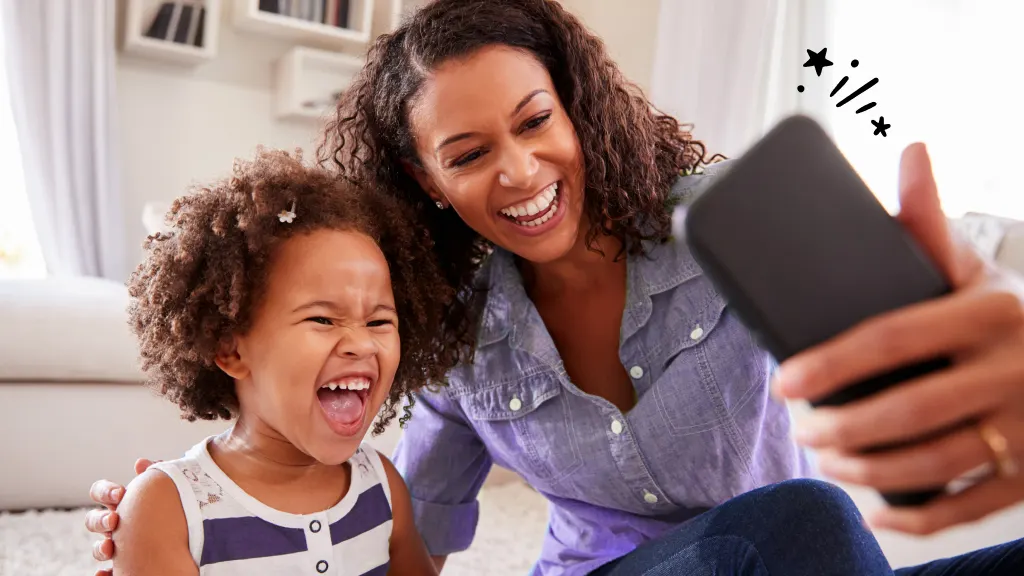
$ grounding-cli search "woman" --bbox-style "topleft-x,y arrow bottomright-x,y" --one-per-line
88,0 -> 1024,574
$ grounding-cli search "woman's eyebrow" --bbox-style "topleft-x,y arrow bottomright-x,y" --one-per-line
512,89 -> 548,116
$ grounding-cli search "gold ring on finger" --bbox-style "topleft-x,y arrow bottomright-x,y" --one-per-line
978,423 -> 1019,478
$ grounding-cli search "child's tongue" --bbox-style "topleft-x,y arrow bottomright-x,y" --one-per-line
317,388 -> 364,424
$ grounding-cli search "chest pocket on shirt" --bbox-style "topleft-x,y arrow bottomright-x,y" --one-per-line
649,282 -> 766,437
457,370 -> 583,484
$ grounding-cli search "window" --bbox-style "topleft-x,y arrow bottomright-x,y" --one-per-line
822,0 -> 1024,220
0,17 -> 46,279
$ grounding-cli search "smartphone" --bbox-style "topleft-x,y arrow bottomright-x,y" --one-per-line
681,114 -> 953,507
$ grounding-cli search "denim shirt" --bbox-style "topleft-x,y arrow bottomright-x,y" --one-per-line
391,160 -> 816,575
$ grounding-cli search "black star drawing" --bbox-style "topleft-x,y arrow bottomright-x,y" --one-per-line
871,116 -> 890,137
803,48 -> 833,77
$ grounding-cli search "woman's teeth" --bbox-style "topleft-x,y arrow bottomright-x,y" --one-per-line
500,182 -> 559,221
320,378 -> 371,391
516,200 -> 558,227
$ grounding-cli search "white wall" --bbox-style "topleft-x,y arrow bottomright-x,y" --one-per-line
115,2 -> 323,268
560,0 -> 662,93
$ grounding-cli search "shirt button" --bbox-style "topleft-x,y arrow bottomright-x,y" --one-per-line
629,365 -> 644,379
610,419 -> 623,435
643,491 -> 659,504
690,325 -> 704,340
309,519 -> 321,533
316,560 -> 329,573
509,396 -> 522,411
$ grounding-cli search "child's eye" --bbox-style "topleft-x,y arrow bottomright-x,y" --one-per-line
306,317 -> 333,326
367,319 -> 394,328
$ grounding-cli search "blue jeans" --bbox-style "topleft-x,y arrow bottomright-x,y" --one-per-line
590,479 -> 1024,576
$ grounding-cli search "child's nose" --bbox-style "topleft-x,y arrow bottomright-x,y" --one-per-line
333,328 -> 377,358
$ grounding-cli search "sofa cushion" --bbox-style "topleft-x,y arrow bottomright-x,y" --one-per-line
949,212 -> 1024,275
0,277 -> 144,382
996,221 -> 1024,276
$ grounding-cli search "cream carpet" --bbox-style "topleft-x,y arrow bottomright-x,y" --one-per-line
0,480 -> 550,576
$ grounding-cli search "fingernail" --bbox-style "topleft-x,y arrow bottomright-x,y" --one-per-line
102,513 -> 112,530
815,452 -> 846,476
794,416 -> 823,445
775,364 -> 805,397
769,375 -> 784,401
109,487 -> 123,501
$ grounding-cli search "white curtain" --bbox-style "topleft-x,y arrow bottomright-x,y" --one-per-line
651,0 -> 834,158
0,0 -> 125,280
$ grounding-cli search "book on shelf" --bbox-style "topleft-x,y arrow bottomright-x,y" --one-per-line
144,1 -> 206,47
257,0 -> 350,28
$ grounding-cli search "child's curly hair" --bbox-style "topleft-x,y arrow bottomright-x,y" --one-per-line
127,147 -> 461,434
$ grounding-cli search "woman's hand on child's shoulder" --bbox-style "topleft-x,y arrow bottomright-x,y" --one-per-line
109,467 -> 197,576
378,452 -> 441,576
86,458 -> 158,574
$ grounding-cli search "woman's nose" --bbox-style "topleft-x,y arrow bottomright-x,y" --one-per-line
498,144 -> 539,188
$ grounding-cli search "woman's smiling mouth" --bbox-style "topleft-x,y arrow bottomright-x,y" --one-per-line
499,181 -> 562,229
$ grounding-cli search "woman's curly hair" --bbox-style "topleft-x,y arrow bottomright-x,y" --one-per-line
318,0 -> 724,350
127,148 -> 459,434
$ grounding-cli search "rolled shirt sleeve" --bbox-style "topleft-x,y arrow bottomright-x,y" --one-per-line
391,381 -> 493,556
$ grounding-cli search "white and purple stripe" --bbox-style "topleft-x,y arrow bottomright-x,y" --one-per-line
152,436 -> 393,576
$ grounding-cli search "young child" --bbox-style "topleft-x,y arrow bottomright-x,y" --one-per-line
112,148 -> 456,575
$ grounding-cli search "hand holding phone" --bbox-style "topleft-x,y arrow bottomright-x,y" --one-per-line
682,115 -> 956,507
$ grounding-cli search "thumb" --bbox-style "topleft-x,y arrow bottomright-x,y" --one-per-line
895,143 -> 964,287
134,458 -> 158,475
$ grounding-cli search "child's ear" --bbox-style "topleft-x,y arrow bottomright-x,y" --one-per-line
214,337 -> 249,380
401,159 -> 447,208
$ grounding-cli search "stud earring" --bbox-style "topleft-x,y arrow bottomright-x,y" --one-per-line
436,201 -> 444,210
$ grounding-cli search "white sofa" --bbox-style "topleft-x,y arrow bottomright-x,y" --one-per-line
0,214 -> 1021,511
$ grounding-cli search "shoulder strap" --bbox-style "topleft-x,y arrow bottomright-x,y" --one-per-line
149,461 -> 205,568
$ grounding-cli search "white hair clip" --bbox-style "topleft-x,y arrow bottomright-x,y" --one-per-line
278,200 -> 296,224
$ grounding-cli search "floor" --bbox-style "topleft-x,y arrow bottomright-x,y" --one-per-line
1,477 -> 1022,575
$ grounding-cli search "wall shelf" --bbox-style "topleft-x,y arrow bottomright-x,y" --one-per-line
273,46 -> 364,121
231,0 -> 373,54
123,0 -> 220,65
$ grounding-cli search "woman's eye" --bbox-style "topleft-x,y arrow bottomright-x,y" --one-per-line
523,113 -> 551,131
307,317 -> 333,326
452,150 -> 484,167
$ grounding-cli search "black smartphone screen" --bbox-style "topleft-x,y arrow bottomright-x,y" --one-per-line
683,115 -> 954,506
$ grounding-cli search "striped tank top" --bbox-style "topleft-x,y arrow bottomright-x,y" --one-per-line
150,436 -> 392,575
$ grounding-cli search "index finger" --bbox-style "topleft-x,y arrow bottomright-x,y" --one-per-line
89,480 -> 125,507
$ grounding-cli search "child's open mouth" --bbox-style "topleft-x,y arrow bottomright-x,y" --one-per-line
316,376 -> 373,436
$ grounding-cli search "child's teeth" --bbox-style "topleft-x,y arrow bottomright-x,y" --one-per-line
323,378 -> 371,391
